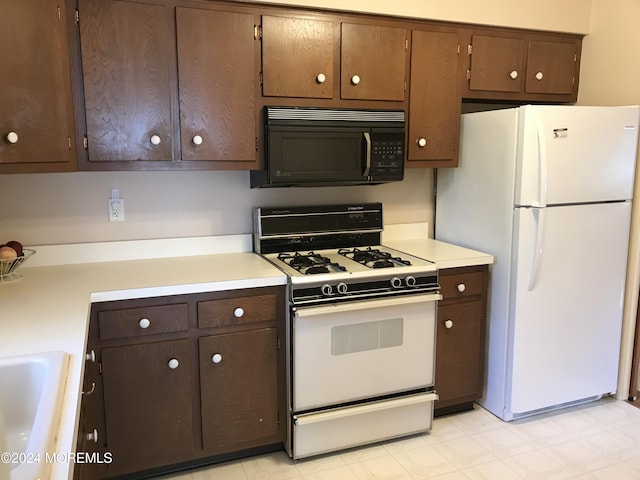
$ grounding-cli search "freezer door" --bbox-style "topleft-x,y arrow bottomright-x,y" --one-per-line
507,202 -> 631,417
516,105 -> 639,206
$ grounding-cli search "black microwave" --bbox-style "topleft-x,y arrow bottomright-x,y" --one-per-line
250,106 -> 405,188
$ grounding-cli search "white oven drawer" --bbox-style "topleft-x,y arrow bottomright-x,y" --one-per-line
293,293 -> 439,411
292,391 -> 438,459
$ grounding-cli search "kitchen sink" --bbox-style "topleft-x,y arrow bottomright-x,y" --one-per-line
0,351 -> 69,480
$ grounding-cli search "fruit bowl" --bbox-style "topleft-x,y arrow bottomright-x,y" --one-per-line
0,249 -> 36,282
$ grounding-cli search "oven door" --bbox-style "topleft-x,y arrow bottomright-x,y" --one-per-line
292,293 -> 440,411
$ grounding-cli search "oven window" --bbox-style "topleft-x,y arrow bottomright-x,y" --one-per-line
331,318 -> 403,355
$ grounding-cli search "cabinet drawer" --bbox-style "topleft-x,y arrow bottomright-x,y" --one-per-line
98,303 -> 189,340
198,294 -> 277,328
439,270 -> 485,300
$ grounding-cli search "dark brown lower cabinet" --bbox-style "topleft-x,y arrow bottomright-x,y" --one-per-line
200,328 -> 279,454
74,286 -> 286,480
101,340 -> 195,476
435,265 -> 489,415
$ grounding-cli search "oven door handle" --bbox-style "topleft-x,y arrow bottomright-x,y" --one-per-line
293,292 -> 442,318
294,391 -> 439,425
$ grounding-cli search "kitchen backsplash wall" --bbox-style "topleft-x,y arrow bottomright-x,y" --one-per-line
0,169 -> 432,246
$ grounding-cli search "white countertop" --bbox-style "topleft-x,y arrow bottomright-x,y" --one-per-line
0,231 -> 492,479
0,242 -> 286,480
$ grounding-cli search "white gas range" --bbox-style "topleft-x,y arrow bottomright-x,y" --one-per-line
254,203 -> 441,459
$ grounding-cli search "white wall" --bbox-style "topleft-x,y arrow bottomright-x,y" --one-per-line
577,0 -> 640,400
0,169 -> 432,245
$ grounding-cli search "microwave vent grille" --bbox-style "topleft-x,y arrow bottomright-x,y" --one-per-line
266,107 -> 405,124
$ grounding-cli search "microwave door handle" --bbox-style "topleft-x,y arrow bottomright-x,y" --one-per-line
363,132 -> 371,177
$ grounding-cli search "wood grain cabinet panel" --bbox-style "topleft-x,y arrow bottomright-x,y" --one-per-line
340,23 -> 407,101
78,0 -> 173,162
176,7 -> 257,162
435,265 -> 489,414
525,40 -> 578,95
101,339 -> 194,476
198,294 -> 277,329
0,0 -> 76,173
407,29 -> 461,167
97,303 -> 188,340
468,35 -> 525,93
261,15 -> 334,99
199,328 -> 279,454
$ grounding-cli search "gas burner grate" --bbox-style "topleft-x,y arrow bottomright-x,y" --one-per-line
277,251 -> 347,275
338,247 -> 412,269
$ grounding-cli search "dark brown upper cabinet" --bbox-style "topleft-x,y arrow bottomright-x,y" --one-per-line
0,0 -> 77,173
463,28 -> 582,103
261,15 -> 335,99
340,23 -> 407,102
260,16 -> 407,103
407,28 -> 462,168
76,0 -> 259,170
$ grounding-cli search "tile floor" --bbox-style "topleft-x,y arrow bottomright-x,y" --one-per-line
155,398 -> 640,480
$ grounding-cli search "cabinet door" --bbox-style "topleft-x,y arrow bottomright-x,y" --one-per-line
468,35 -> 524,93
435,301 -> 484,406
200,328 -> 280,454
341,23 -> 407,101
176,7 -> 257,162
78,0 -> 172,162
262,15 -> 334,99
524,40 -> 578,95
102,339 -> 193,475
408,30 -> 461,166
0,0 -> 76,171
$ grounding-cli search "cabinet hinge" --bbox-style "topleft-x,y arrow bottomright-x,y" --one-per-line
254,25 -> 262,40
405,38 -> 408,50
57,5 -> 61,22
574,53 -> 577,62
74,8 -> 79,26
466,69 -> 471,81
404,80 -> 407,92
68,137 -> 72,151
83,135 -> 88,150
457,44 -> 461,55
572,76 -> 575,85
255,137 -> 259,151
259,71 -> 263,86
467,44 -> 472,55
276,336 -> 281,350
99,362 -> 103,375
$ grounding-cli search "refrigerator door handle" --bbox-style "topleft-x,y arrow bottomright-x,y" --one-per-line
536,121 -> 548,208
528,208 -> 546,291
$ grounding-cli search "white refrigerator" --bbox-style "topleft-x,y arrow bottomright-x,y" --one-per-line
435,105 -> 640,421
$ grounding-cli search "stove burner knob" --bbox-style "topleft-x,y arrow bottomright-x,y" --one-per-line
321,284 -> 333,296
337,282 -> 348,294
391,277 -> 402,288
406,276 -> 417,287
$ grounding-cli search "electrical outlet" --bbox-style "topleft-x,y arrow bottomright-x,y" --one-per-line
108,190 -> 125,222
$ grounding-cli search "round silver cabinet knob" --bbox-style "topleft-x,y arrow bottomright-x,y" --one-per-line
86,350 -> 96,362
417,137 -> 427,148
138,318 -> 151,329
444,319 -> 454,329
168,358 -> 180,369
351,74 -> 361,85
509,70 -> 519,80
316,73 -> 326,84
457,283 -> 466,293
150,134 -> 161,146
535,71 -> 544,81
6,131 -> 18,144
212,353 -> 223,364
192,135 -> 203,146
233,307 -> 244,318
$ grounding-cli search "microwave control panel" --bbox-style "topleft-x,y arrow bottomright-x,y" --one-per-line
371,135 -> 404,178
